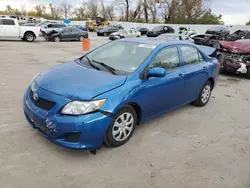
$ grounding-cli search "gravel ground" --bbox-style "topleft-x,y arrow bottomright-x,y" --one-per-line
0,33 -> 250,188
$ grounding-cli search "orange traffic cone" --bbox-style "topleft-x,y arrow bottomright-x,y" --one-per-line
82,38 -> 90,51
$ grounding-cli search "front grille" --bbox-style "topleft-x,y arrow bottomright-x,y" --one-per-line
30,90 -> 56,111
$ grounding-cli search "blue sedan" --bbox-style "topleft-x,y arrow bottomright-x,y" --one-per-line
23,38 -> 219,151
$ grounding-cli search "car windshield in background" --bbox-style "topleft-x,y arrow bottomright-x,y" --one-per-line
152,26 -> 162,31
157,34 -> 180,40
80,41 -> 155,73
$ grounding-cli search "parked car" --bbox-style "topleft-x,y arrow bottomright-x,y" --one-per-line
147,26 -> 175,37
71,25 -> 88,32
225,30 -> 250,41
217,40 -> 250,78
97,26 -> 120,36
40,22 -> 66,37
205,26 -> 230,40
23,38 -> 219,153
0,18 -> 40,42
44,27 -> 88,42
179,27 -> 198,36
191,34 -> 219,48
109,29 -> 141,40
157,34 -> 194,43
135,26 -> 149,35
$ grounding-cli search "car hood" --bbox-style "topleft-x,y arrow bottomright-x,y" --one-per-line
219,41 -> 250,54
35,61 -> 127,100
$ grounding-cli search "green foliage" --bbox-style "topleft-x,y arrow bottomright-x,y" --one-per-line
246,20 -> 250,25
198,9 -> 224,24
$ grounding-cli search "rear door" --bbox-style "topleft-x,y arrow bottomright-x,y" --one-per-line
180,45 -> 209,102
2,19 -> 19,37
71,28 -> 80,39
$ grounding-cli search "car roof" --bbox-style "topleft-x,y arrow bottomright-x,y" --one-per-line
119,38 -> 193,47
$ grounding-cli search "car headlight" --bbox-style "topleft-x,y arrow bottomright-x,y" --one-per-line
61,99 -> 106,115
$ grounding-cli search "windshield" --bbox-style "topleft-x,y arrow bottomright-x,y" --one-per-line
79,41 -> 155,73
152,26 -> 162,31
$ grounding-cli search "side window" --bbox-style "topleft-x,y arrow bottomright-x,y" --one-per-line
3,19 -> 15,25
181,46 -> 203,65
0,19 -> 3,25
150,47 -> 180,70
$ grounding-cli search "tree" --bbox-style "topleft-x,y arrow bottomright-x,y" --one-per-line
198,9 -> 224,24
6,5 -> 13,14
60,2 -> 73,19
106,5 -> 115,21
34,5 -> 44,17
20,4 -> 27,16
116,0 -> 132,21
86,0 -> 98,19
246,20 -> 250,25
48,3 -> 61,19
74,2 -> 86,20
101,0 -> 108,19
147,0 -> 159,23
143,0 -> 149,23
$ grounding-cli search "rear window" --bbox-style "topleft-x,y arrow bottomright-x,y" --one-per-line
3,19 -> 15,25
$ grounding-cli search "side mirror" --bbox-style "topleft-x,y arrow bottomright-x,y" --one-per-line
148,67 -> 166,78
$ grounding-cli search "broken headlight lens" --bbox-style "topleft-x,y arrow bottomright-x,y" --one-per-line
61,99 -> 106,115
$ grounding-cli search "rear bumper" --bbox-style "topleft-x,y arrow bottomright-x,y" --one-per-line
23,87 -> 113,150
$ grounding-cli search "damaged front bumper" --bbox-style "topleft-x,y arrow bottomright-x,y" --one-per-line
23,86 -> 113,150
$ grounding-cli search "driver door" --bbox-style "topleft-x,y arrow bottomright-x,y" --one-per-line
137,46 -> 186,120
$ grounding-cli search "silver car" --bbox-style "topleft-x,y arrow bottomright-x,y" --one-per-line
156,34 -> 194,43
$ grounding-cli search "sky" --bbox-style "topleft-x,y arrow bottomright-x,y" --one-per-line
0,0 -> 250,25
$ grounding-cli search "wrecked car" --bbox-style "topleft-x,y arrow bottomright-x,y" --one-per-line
147,26 -> 175,37
225,30 -> 250,41
44,27 -> 88,42
217,40 -> 250,78
205,26 -> 230,40
191,34 -> 219,48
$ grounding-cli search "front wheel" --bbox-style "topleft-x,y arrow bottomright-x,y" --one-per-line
53,36 -> 61,42
79,36 -> 84,41
104,106 -> 137,147
193,81 -> 212,107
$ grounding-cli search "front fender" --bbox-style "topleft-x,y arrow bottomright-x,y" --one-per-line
93,79 -> 141,116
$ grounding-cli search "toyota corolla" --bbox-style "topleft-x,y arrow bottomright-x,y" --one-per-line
23,38 -> 219,152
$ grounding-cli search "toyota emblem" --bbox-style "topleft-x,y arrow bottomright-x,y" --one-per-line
33,92 -> 39,101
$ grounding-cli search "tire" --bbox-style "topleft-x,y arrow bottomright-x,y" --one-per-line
104,105 -> 137,148
193,81 -> 212,107
246,67 -> 250,79
79,36 -> 84,41
53,36 -> 61,42
24,32 -> 35,42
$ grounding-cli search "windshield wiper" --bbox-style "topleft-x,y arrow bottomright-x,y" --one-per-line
92,60 -> 116,75
79,56 -> 99,70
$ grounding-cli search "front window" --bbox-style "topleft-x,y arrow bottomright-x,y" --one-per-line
150,47 -> 180,70
79,41 -> 155,73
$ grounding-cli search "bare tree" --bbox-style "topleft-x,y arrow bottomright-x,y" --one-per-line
6,5 -> 13,14
60,2 -> 73,19
106,5 -> 115,21
116,0 -> 132,21
20,4 -> 27,16
101,0 -> 108,19
147,0 -> 158,23
74,2 -> 87,20
49,3 -> 61,19
86,0 -> 98,19
34,5 -> 44,17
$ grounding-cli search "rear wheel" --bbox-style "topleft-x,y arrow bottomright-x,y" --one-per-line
104,105 -> 137,147
193,81 -> 212,107
24,32 -> 35,42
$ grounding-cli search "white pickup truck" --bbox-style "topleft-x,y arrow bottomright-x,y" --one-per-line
0,18 -> 41,42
